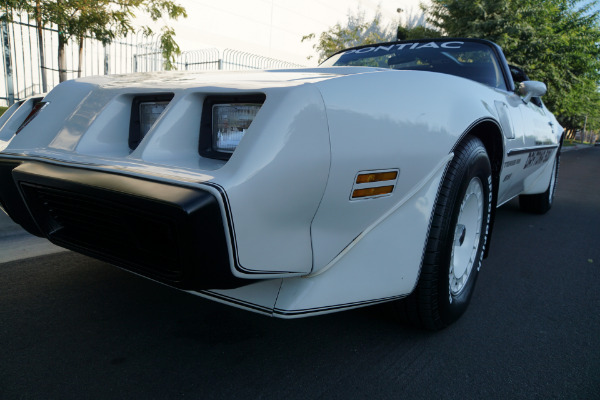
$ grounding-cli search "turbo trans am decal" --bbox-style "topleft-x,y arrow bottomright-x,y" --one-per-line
524,149 -> 553,169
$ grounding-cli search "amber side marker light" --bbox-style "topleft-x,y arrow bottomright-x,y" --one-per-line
352,185 -> 395,199
355,171 -> 398,184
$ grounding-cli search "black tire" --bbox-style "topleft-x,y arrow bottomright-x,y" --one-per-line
518,152 -> 560,214
397,136 -> 492,330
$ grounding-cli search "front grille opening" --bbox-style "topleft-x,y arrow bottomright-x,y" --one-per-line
13,161 -> 245,290
20,183 -> 184,280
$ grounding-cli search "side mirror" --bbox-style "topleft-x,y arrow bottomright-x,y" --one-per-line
518,81 -> 547,103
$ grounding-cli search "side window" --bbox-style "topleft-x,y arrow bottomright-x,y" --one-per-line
509,65 -> 529,83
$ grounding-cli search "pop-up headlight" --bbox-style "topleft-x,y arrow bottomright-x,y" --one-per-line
212,103 -> 262,153
199,94 -> 265,160
129,93 -> 174,150
140,101 -> 170,137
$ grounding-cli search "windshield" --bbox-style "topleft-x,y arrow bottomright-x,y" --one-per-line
321,40 -> 507,90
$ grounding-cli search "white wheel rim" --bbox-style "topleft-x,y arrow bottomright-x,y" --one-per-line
449,177 -> 484,296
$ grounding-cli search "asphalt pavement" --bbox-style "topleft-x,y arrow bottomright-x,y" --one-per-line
0,146 -> 598,400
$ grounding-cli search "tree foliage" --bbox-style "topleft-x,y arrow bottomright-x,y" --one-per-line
5,0 -> 187,80
396,8 -> 442,40
302,8 -> 395,63
302,7 -> 443,63
396,25 -> 442,40
424,0 -> 600,133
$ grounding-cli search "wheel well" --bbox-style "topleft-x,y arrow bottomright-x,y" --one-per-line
465,120 -> 504,178
461,120 -> 504,258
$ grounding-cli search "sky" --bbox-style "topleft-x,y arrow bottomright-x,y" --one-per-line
139,0 -> 427,66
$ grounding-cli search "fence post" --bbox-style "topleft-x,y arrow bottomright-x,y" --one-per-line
218,58 -> 222,70
103,44 -> 109,75
1,17 -> 15,105
34,12 -> 47,92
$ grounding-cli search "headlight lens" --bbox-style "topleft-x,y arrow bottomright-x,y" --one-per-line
139,101 -> 170,138
199,94 -> 265,160
212,103 -> 261,153
129,93 -> 174,150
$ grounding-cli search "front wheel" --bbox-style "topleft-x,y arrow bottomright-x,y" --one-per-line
397,136 -> 492,330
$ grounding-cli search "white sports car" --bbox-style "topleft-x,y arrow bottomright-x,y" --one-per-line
0,38 -> 562,329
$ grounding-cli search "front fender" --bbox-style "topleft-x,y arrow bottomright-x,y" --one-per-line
311,70 -> 500,272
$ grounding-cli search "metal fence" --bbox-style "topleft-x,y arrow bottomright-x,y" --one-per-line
174,48 -> 304,71
175,48 -> 221,71
0,12 -> 164,106
1,12 -> 304,106
222,49 -> 303,70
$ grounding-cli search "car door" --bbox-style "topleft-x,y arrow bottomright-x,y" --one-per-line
499,95 -> 556,204
496,65 -> 557,204
521,98 -> 556,149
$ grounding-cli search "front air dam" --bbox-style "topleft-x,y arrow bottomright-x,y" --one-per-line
9,161 -> 247,290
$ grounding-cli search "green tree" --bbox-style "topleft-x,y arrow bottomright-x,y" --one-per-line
6,0 -> 187,81
302,8 -> 395,63
424,0 -> 600,136
302,7 -> 441,63
396,24 -> 442,40
396,8 -> 441,40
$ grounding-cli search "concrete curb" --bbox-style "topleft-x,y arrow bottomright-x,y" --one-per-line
0,208 -> 32,232
0,234 -> 67,264
0,211 -> 67,263
0,227 -> 27,239
0,211 -> 27,238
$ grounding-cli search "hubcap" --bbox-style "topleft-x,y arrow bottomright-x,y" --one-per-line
449,177 -> 484,296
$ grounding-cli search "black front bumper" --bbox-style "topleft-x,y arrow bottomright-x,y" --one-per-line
0,159 -> 246,290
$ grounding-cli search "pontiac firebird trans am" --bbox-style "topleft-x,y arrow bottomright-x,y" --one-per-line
0,38 -> 562,330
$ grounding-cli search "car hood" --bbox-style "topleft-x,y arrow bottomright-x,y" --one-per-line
73,67 -> 388,90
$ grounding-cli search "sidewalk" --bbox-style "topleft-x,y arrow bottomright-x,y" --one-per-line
0,208 -> 24,239
561,143 -> 595,152
0,210 -> 66,263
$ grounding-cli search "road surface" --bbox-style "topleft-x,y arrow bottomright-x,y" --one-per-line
1,147 -> 598,399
